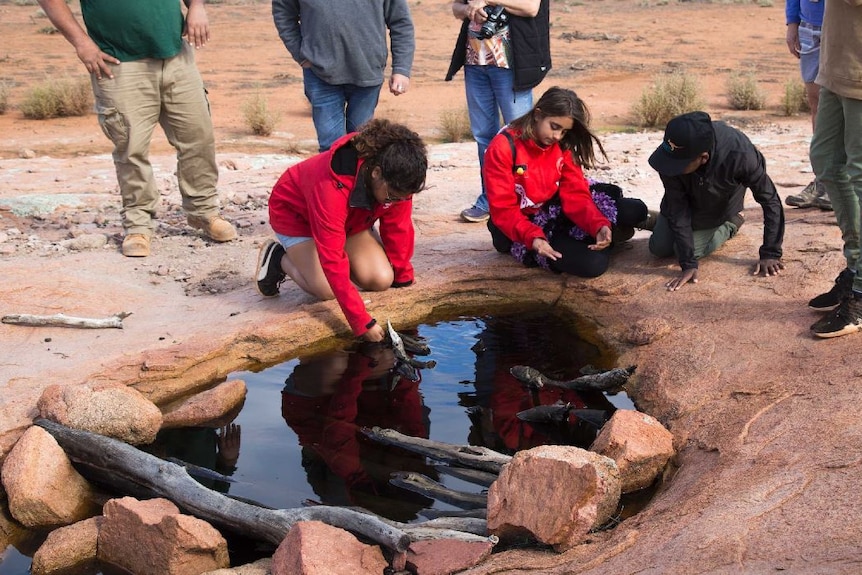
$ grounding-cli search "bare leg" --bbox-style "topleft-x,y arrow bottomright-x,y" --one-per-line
281,241 -> 334,300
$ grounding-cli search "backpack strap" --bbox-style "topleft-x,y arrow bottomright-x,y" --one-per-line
501,130 -> 527,176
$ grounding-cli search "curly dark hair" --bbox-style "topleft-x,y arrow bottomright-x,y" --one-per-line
353,119 -> 428,195
509,86 -> 607,169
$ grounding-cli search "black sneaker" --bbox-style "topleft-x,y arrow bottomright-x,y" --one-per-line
808,268 -> 855,311
811,292 -> 862,338
256,240 -> 286,297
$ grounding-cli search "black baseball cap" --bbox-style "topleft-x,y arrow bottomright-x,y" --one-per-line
648,111 -> 714,176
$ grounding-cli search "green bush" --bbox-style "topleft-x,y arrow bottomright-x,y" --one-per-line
242,90 -> 280,136
631,72 -> 705,128
20,77 -> 91,119
0,82 -> 10,115
438,108 -> 473,143
781,78 -> 809,116
726,72 -> 767,111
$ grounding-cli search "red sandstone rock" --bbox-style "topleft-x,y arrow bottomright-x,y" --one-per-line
270,520 -> 388,575
590,409 -> 675,493
161,379 -> 247,428
487,445 -> 621,552
0,426 -> 101,528
406,539 -> 495,575
30,516 -> 102,575
37,381 -> 163,445
98,497 -> 229,575
200,558 -> 272,575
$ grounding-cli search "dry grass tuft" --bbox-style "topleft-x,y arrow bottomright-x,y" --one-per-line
438,108 -> 473,143
631,71 -> 705,128
726,71 -> 767,111
242,90 -> 281,136
20,77 -> 91,119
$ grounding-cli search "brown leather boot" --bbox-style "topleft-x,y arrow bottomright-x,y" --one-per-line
122,233 -> 150,257
187,214 -> 238,242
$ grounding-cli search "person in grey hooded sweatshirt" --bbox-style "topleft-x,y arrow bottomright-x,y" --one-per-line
273,0 -> 415,152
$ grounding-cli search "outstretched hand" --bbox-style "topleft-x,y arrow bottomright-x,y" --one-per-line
588,226 -> 613,251
532,237 -> 562,261
666,268 -> 698,291
753,258 -> 785,277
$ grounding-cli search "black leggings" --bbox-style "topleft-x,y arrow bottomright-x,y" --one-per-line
489,196 -> 648,278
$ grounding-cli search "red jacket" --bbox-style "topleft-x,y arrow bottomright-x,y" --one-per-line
484,128 -> 611,249
268,134 -> 415,336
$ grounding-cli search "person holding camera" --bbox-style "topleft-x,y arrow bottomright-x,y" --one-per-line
446,0 -> 551,223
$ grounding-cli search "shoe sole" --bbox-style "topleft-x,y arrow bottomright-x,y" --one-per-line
809,302 -> 841,311
255,241 -> 281,297
461,214 -> 490,223
812,323 -> 862,338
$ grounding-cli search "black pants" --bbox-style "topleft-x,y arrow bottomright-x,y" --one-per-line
488,196 -> 648,278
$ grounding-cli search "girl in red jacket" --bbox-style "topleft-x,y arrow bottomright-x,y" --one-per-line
484,86 -> 648,277
256,119 -> 428,342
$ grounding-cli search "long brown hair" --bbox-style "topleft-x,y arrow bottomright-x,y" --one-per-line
508,86 -> 607,169
353,119 -> 428,195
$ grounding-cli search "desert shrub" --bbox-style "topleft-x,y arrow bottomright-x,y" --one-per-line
631,71 -> 704,128
726,71 -> 767,111
20,77 -> 91,119
0,82 -> 10,115
438,108 -> 473,143
242,90 -> 280,136
781,78 -> 809,116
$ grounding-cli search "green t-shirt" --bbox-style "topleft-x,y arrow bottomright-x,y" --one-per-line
80,0 -> 184,62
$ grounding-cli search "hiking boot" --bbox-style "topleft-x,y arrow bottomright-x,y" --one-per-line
636,210 -> 659,231
809,268 -> 855,310
811,291 -> 862,338
256,239 -> 286,297
460,206 -> 490,223
785,180 -> 820,208
612,225 -> 635,244
730,211 -> 745,229
187,214 -> 238,242
812,185 -> 832,211
122,233 -> 150,257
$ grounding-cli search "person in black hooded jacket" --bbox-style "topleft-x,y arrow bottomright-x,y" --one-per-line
647,111 -> 786,291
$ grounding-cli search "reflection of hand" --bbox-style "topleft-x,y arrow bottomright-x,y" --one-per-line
666,268 -> 698,291
216,424 -> 241,467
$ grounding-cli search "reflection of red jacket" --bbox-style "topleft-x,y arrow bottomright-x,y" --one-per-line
490,368 -> 587,452
282,353 -> 426,489
484,128 -> 611,249
268,133 -> 415,336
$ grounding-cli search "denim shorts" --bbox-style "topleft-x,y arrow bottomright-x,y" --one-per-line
798,22 -> 821,84
275,233 -> 312,250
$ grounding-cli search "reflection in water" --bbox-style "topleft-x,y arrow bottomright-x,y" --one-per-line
0,309 -> 646,575
281,340 -> 436,522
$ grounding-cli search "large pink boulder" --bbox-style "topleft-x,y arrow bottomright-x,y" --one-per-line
161,379 -> 247,428
487,445 -> 620,552
590,409 -> 675,493
37,381 -> 163,445
98,497 -> 229,575
30,516 -> 102,575
271,521 -> 388,575
0,426 -> 100,528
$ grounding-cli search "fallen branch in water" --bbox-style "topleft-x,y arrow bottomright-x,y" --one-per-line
2,312 -> 132,329
363,427 -> 511,474
390,471 -> 488,510
34,419 -> 410,553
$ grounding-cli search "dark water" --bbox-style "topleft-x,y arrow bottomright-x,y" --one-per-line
0,308 -> 646,574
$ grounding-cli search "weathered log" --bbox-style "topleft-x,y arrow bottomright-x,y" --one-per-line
2,312 -> 132,329
419,508 -> 487,520
510,365 -> 636,392
390,471 -> 487,510
363,427 -> 511,474
516,404 -> 610,429
34,419 -> 410,552
433,464 -> 497,488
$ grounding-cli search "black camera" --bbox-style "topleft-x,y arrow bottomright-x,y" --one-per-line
477,5 -> 508,39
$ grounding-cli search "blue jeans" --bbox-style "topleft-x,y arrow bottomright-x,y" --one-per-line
464,65 -> 533,211
303,68 -> 381,152
810,87 -> 862,289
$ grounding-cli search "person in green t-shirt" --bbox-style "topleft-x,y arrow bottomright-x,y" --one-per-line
37,0 -> 238,257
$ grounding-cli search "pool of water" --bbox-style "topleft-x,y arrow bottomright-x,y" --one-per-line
0,307 -> 642,573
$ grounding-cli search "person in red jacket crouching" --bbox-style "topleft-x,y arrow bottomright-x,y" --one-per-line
484,86 -> 650,278
256,119 -> 428,342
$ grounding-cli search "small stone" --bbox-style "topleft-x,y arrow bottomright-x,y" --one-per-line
19,149 -> 36,159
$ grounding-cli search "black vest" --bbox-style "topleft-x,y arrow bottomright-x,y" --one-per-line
445,0 -> 551,92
